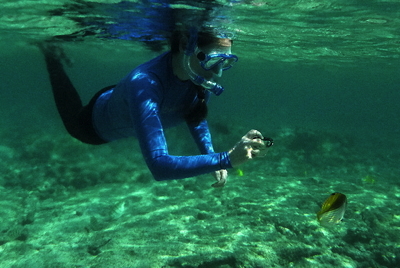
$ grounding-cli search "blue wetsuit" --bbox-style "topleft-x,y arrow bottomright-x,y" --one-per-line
92,52 -> 232,180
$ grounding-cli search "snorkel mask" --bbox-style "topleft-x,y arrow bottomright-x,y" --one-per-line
183,28 -> 238,96
195,47 -> 238,72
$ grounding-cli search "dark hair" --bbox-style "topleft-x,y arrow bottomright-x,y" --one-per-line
184,85 -> 208,125
170,30 -> 230,54
171,29 -> 232,125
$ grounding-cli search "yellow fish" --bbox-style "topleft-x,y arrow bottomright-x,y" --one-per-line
317,192 -> 347,227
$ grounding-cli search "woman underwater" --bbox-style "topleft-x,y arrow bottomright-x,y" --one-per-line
39,28 -> 270,187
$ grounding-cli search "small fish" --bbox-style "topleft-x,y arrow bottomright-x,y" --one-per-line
236,168 -> 244,176
317,192 -> 347,227
109,200 -> 126,220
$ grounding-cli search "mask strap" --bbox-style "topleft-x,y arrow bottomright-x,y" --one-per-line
185,27 -> 198,56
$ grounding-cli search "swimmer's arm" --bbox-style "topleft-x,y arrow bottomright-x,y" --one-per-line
187,119 -> 215,155
135,107 -> 232,180
130,86 -> 231,181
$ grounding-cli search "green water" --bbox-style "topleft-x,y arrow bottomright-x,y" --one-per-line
1,1 -> 399,267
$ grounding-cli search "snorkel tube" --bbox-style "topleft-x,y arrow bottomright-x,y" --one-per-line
183,28 -> 225,96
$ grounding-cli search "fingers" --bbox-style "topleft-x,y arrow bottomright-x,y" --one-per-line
244,139 -> 266,152
229,130 -> 271,168
243,130 -> 266,151
244,145 -> 252,159
251,148 -> 269,158
212,180 -> 226,188
244,139 -> 269,158
245,129 -> 264,140
211,170 -> 228,188
249,139 -> 266,149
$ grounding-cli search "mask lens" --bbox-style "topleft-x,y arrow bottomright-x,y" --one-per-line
197,49 -> 238,71
204,57 -> 224,69
221,57 -> 237,70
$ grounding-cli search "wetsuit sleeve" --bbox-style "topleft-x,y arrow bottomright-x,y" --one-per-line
129,76 -> 232,181
187,120 -> 215,154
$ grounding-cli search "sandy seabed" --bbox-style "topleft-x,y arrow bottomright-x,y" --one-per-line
0,124 -> 399,268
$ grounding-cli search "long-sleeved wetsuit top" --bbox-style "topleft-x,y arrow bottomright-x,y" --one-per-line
92,52 -> 232,180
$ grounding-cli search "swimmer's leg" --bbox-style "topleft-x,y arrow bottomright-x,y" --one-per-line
39,43 -> 83,131
39,43 -> 107,145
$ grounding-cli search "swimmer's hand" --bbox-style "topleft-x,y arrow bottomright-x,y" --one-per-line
228,129 -> 270,168
211,169 -> 228,188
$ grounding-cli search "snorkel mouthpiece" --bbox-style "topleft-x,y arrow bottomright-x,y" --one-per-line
183,27 -> 225,96
192,76 -> 224,95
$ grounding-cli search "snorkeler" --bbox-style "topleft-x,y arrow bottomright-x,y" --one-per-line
39,28 -> 271,187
